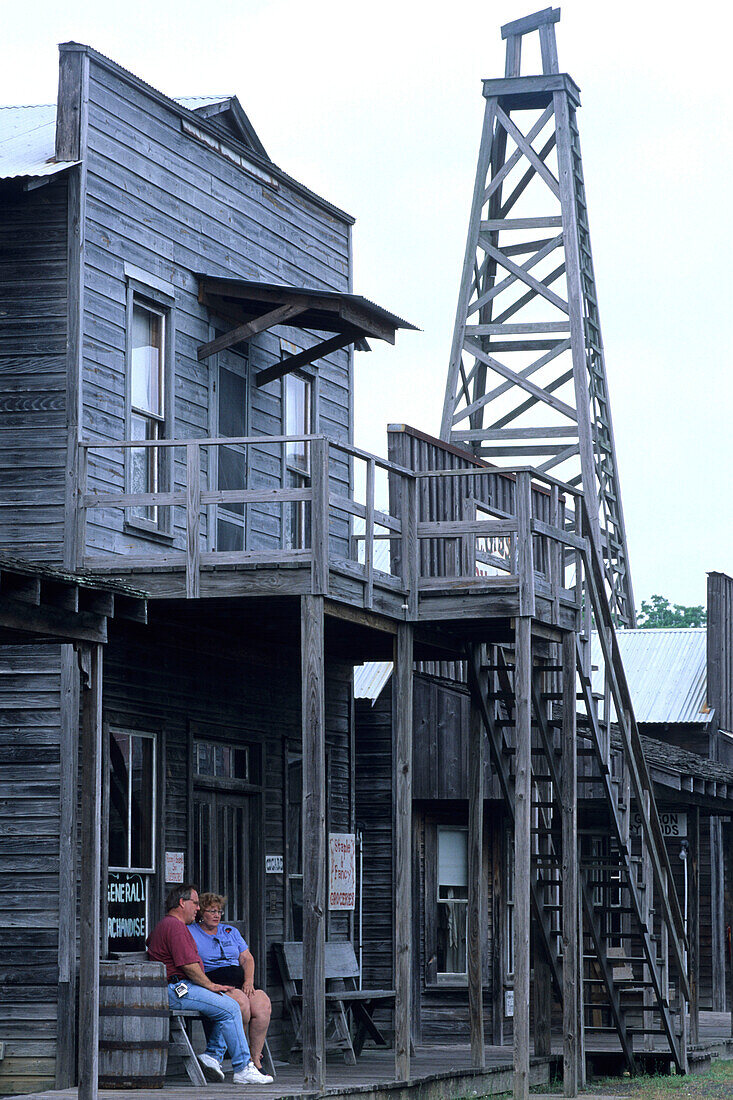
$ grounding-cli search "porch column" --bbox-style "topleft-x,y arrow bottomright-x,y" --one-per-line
468,646 -> 485,1068
561,631 -> 579,1097
394,622 -> 413,1082
78,643 -> 103,1100
513,617 -> 532,1100
711,815 -> 726,1011
301,594 -> 326,1089
689,807 -> 700,1045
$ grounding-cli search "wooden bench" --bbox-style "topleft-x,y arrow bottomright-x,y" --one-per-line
170,1005 -> 276,1082
274,941 -> 395,1064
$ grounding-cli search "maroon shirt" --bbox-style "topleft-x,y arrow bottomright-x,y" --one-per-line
147,915 -> 204,980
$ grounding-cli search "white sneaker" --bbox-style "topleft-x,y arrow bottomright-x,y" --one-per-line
233,1060 -> 274,1085
198,1052 -> 225,1082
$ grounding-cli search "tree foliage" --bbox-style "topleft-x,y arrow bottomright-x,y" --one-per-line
636,594 -> 707,629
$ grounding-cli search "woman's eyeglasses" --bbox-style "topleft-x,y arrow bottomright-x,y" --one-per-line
212,936 -> 228,961
203,908 -> 223,914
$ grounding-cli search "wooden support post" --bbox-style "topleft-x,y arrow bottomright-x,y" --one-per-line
468,645 -> 485,1068
711,816 -> 726,1011
533,934 -> 552,1058
364,458 -> 375,610
689,808 -> 700,1045
516,472 -> 535,618
561,631 -> 579,1097
311,438 -> 329,596
394,622 -> 413,1082
186,443 -> 200,600
513,616 -> 532,1100
56,646 -> 80,1087
78,643 -> 102,1100
301,595 -> 326,1090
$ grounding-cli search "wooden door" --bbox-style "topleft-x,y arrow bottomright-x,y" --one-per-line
192,790 -> 254,936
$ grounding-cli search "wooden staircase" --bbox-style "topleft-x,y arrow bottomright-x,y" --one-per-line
466,506 -> 690,1072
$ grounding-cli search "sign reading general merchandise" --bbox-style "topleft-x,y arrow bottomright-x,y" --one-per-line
328,833 -> 356,910
107,871 -> 147,952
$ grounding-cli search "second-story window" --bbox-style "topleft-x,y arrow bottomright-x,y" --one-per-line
282,358 -> 314,550
130,301 -> 165,525
124,266 -> 175,537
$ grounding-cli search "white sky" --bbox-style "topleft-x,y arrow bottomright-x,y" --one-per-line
3,0 -> 732,608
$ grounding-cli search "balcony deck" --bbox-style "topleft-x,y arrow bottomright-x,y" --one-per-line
79,434 -> 583,636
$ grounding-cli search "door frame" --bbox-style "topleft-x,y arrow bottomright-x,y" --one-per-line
207,330 -> 250,552
187,721 -> 265,964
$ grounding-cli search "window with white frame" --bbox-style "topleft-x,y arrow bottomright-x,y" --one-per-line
436,826 -> 468,977
125,271 -> 174,534
108,729 -> 156,872
282,355 -> 314,550
107,729 -> 157,954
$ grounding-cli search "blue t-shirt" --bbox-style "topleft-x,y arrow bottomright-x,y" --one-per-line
189,922 -> 249,971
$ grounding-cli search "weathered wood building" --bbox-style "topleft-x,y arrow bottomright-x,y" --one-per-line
0,41 -> 415,1095
356,589 -> 733,1058
0,12 -> 709,1100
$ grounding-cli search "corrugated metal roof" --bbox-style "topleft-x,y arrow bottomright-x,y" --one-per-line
0,99 -> 230,180
354,661 -> 393,703
353,537 -> 394,703
591,628 -> 711,726
0,104 -> 78,179
175,96 -> 231,109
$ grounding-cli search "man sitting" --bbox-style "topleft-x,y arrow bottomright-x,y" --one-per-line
147,883 -> 272,1085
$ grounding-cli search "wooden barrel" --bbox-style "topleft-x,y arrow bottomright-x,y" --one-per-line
98,960 -> 169,1089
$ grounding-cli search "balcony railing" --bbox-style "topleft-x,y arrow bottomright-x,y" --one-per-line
79,434 -> 585,616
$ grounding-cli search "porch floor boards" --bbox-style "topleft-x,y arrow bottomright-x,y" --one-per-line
14,1016 -> 733,1100
15,1044 -> 549,1100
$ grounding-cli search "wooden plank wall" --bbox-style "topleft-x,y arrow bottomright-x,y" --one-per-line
0,645 -> 64,1093
0,178 -> 68,560
354,694 -> 393,995
387,425 -> 552,582
81,55 -> 352,560
102,613 -> 353,1059
355,675 -> 501,1046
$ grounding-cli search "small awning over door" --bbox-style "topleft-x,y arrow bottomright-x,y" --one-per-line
196,276 -> 417,387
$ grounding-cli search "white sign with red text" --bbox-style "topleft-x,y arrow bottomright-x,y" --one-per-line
328,833 -> 356,910
165,851 -> 185,883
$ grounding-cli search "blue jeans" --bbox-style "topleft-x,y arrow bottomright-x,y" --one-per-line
168,982 -> 250,1070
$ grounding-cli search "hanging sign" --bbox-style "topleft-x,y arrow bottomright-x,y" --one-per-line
329,833 -> 356,910
165,851 -> 185,883
505,989 -> 514,1017
107,871 -> 147,952
266,855 -> 284,874
631,811 -> 687,838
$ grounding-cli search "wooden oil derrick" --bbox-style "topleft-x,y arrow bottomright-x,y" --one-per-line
441,7 -> 635,627
441,12 -> 691,1096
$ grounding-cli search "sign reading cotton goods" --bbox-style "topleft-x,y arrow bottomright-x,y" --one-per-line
328,833 -> 356,910
631,811 -> 687,838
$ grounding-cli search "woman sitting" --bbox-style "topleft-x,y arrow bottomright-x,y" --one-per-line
189,893 -> 272,1073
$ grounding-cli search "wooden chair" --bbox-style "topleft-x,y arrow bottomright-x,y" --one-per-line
274,941 -> 396,1064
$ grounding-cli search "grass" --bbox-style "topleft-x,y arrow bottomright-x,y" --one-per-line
526,1057 -> 733,1098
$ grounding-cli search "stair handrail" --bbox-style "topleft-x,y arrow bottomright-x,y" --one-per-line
578,498 -> 690,1000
